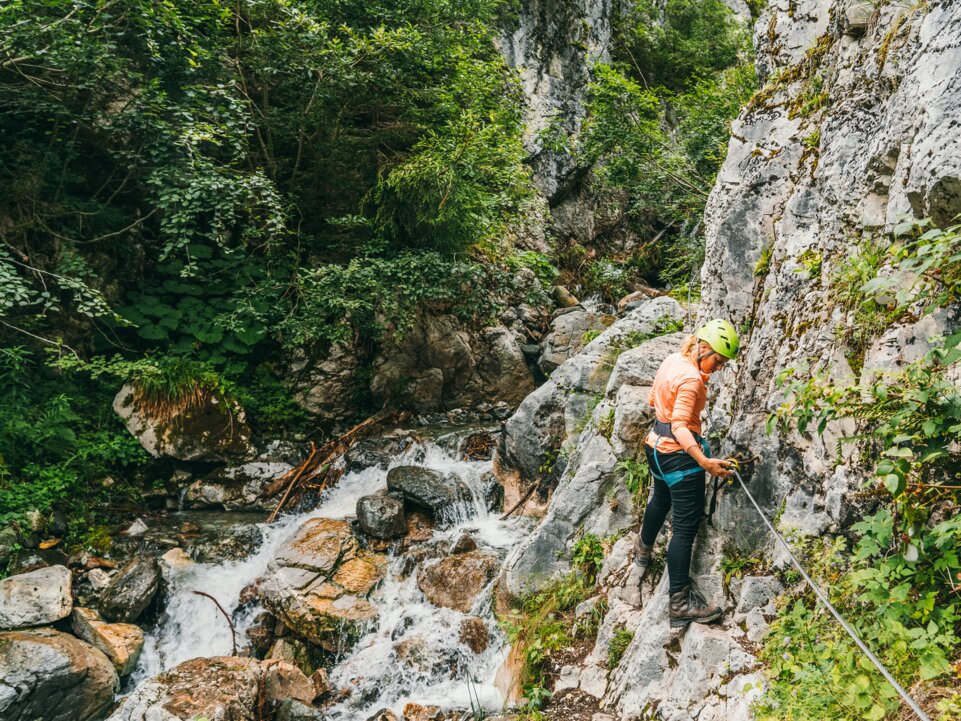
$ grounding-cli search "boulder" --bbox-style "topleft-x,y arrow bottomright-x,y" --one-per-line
105,656 -> 315,721
459,616 -> 489,653
258,518 -> 386,651
417,551 -> 499,612
538,306 -> 614,375
99,556 -> 161,623
71,607 -> 144,676
189,522 -> 265,563
184,461 -> 292,511
0,565 -> 72,630
113,382 -> 253,462
450,533 -> 478,555
735,576 -> 783,615
370,313 -> 535,413
501,296 -> 685,483
386,466 -> 474,525
0,627 -> 118,721
356,494 -> 407,540
403,703 -> 443,721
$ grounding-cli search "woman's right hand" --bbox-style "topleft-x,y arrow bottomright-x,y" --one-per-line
701,457 -> 734,478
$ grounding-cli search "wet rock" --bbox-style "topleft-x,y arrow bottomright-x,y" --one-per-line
417,551 -> 499,612
258,518 -> 387,651
309,668 -> 332,701
387,466 -> 473,525
0,565 -> 72,630
267,637 -> 326,678
357,495 -> 407,540
189,522 -> 265,563
367,709 -> 400,721
403,511 -> 435,546
113,382 -> 253,462
394,636 -> 454,676
71,607 -> 144,676
276,699 -> 328,721
160,547 -> 194,571
459,616 -> 489,653
184,461 -> 293,511
245,612 -> 276,656
106,656 -> 316,721
122,518 -> 148,536
99,556 -> 161,623
538,306 -> 614,376
450,533 -> 478,555
403,702 -> 443,721
0,627 -> 118,721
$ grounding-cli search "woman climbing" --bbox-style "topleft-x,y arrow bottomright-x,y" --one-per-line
633,319 -> 739,628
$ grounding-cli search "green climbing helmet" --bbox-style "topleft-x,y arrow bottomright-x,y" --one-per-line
696,319 -> 740,360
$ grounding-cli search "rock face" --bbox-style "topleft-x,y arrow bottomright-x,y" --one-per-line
71,607 -> 144,676
290,342 -> 363,423
184,461 -> 292,511
258,518 -> 387,651
500,296 -> 685,485
106,656 -> 316,721
538,306 -> 615,375
699,0 -> 961,535
417,551 -> 499,612
0,627 -> 119,721
113,383 -> 253,462
370,314 -> 536,413
0,565 -> 72,630
356,494 -> 407,540
99,556 -> 161,623
386,466 -> 474,524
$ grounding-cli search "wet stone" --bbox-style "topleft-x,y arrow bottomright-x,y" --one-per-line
99,556 -> 161,623
356,495 -> 407,540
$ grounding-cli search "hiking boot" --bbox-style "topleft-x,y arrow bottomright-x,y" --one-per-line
668,584 -> 723,629
633,535 -> 654,571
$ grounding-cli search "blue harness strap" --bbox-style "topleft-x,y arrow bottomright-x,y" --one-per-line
650,419 -> 709,487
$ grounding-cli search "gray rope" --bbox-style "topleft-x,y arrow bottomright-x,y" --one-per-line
730,469 -> 932,721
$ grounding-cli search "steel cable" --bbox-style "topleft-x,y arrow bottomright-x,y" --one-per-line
730,469 -> 932,721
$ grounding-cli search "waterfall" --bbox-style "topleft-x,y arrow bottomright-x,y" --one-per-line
129,433 -> 535,717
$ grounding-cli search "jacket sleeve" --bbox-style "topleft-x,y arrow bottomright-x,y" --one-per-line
670,378 -> 701,451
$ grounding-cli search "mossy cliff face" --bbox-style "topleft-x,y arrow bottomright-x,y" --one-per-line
701,0 -> 961,538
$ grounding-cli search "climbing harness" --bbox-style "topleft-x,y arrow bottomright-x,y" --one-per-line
730,468 -> 933,721
649,419 -> 710,486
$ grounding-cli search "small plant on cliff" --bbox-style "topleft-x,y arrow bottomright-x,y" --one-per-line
572,533 -> 605,584
607,627 -> 634,669
617,456 -> 651,510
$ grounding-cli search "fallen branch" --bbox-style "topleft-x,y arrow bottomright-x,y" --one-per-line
500,481 -> 539,520
192,591 -> 237,656
264,410 -> 408,522
265,441 -> 318,524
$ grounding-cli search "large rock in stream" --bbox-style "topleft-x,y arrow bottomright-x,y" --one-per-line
0,627 -> 119,721
258,518 -> 387,651
386,466 -> 474,525
0,565 -> 73,629
113,383 -> 253,462
106,656 -> 319,721
99,556 -> 161,623
417,551 -> 500,612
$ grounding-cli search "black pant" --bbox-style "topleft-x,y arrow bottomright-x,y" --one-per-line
639,447 -> 706,594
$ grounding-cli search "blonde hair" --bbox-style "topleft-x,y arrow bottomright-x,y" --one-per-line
680,334 -> 700,364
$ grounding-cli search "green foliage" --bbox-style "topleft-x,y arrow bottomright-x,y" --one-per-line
757,512 -> 961,721
617,456 -> 651,509
607,628 -> 634,669
0,347 -> 148,528
578,1 -> 755,293
719,540 -> 763,590
572,533 -> 605,584
0,0 -> 532,360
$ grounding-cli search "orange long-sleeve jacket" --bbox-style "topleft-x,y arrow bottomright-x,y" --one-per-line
645,351 -> 710,453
